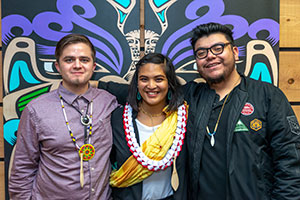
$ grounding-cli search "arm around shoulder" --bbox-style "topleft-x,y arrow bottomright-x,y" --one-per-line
98,81 -> 129,105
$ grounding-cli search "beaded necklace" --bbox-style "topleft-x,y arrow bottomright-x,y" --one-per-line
59,94 -> 95,188
59,95 -> 95,161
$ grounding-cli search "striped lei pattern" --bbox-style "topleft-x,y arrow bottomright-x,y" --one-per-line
123,103 -> 187,171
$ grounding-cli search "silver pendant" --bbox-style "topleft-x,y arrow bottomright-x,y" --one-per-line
210,135 -> 215,147
81,115 -> 91,126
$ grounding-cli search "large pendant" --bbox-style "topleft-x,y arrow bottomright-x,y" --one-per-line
81,115 -> 91,126
79,144 -> 95,161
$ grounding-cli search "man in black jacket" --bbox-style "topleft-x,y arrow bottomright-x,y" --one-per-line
186,22 -> 300,199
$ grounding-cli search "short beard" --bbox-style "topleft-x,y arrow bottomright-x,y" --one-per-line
206,74 -> 225,85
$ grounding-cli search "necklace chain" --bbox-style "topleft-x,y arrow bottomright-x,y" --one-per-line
139,106 -> 164,117
206,91 -> 230,147
139,105 -> 165,148
206,76 -> 241,147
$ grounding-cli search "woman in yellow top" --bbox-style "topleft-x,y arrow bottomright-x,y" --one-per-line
106,53 -> 188,200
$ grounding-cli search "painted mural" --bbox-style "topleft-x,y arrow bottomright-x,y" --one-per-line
2,0 -> 279,198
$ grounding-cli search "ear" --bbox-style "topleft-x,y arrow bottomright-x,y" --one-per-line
92,62 -> 96,71
232,46 -> 239,61
55,61 -> 60,73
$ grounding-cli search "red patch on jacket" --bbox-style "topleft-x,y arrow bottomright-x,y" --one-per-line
241,103 -> 254,116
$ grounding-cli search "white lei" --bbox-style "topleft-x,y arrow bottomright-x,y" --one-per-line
123,103 -> 187,171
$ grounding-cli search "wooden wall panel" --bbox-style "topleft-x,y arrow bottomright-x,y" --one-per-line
280,0 -> 300,47
0,162 -> 4,200
293,106 -> 300,121
279,0 -> 300,122
279,52 -> 300,101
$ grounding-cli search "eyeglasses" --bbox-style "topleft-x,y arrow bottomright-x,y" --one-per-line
194,42 -> 232,59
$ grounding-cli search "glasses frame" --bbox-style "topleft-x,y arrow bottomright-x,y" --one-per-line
194,42 -> 232,60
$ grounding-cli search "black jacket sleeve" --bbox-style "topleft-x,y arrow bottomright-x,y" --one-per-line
268,87 -> 300,199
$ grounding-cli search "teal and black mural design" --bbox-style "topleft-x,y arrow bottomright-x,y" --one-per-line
2,0 -> 279,198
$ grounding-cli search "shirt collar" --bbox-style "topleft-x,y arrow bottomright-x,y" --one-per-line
57,83 -> 94,105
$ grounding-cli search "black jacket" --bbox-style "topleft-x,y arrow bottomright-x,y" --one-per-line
184,75 -> 300,200
110,106 -> 188,200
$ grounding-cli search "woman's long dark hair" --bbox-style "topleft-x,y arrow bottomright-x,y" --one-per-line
127,53 -> 184,112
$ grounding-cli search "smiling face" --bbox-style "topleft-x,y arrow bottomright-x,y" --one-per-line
55,42 -> 96,94
194,33 -> 239,85
137,63 -> 169,108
